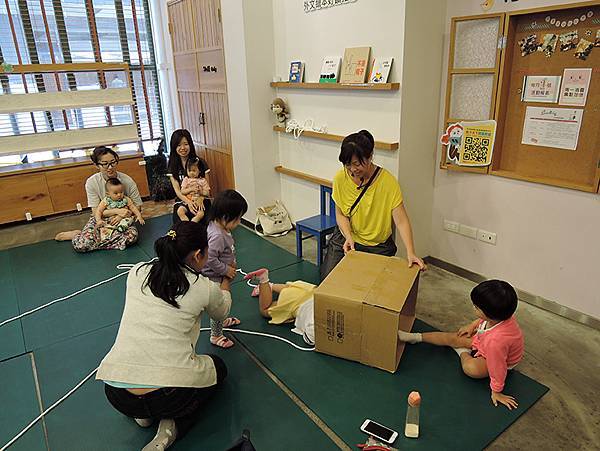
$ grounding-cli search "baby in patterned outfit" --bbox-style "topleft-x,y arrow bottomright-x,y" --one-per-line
95,178 -> 144,239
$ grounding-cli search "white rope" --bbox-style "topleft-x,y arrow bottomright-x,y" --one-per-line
0,261 -> 153,329
284,118 -> 327,139
0,366 -> 99,451
236,268 -> 257,288
223,327 -> 314,352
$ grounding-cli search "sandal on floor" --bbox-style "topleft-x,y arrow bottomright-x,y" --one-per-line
222,317 -> 241,327
210,335 -> 234,349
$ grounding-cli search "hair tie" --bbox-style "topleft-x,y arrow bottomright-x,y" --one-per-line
166,230 -> 176,240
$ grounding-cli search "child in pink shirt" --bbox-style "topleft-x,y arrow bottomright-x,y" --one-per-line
176,158 -> 211,223
398,280 -> 524,410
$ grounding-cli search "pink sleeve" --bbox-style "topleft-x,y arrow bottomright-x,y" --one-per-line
199,178 -> 211,196
181,177 -> 190,190
486,339 -> 509,392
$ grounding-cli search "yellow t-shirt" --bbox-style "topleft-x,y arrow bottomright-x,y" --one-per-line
332,167 -> 403,246
267,281 -> 316,325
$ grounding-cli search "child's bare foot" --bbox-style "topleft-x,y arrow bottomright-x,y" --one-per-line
177,206 -> 190,222
210,335 -> 234,348
54,230 -> 80,241
191,210 -> 205,223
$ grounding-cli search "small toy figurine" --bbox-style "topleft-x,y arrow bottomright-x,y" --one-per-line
270,97 -> 290,125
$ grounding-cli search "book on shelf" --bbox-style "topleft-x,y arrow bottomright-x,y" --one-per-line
289,61 -> 304,83
339,47 -> 371,84
368,57 -> 393,83
319,56 -> 341,83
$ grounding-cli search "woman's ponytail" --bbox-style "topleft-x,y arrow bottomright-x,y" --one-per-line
141,222 -> 208,308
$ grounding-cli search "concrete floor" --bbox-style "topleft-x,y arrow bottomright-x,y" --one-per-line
1,203 -> 598,450
0,200 -> 172,251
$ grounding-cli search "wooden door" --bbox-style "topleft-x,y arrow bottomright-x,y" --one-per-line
168,0 -> 234,195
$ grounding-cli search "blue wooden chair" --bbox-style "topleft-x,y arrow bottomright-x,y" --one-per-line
296,185 -> 337,266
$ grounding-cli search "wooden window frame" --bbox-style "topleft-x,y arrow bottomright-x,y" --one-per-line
440,12 -> 505,174
442,1 -> 600,194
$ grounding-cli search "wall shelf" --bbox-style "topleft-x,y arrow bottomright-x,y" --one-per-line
273,125 -> 398,151
270,81 -> 399,91
275,165 -> 332,187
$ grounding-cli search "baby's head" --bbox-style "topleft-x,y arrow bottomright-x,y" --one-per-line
471,280 -> 518,322
105,178 -> 125,202
209,189 -> 248,231
186,157 -> 209,179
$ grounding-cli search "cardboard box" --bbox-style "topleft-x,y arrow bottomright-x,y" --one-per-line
314,251 -> 420,373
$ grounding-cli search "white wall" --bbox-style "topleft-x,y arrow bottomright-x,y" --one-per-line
432,0 -> 600,319
398,0 -> 446,259
221,0 -> 281,222
272,1 -> 405,227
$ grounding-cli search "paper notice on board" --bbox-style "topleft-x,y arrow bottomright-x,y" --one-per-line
521,107 -> 583,151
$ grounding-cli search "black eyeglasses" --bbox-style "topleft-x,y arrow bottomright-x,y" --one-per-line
98,160 -> 118,168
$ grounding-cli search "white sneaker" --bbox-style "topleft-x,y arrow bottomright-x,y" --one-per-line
141,419 -> 177,451
134,418 -> 153,428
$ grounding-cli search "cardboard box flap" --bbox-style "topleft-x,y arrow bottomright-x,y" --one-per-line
315,251 -> 388,303
364,256 -> 419,312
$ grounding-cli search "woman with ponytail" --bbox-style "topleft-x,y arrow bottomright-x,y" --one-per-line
96,221 -> 232,451
321,129 -> 426,279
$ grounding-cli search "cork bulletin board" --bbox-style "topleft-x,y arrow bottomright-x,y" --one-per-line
492,2 -> 600,193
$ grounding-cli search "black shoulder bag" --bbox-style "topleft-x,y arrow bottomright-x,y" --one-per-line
348,166 -> 381,216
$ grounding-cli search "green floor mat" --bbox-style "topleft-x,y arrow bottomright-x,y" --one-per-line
0,354 -> 47,451
8,240 -> 149,351
232,226 -> 300,274
228,262 -> 550,451
31,324 -> 336,450
0,253 -> 26,361
135,214 -> 173,258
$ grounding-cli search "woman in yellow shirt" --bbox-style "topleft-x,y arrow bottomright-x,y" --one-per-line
321,130 -> 426,279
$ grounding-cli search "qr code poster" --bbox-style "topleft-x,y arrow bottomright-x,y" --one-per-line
457,120 -> 497,167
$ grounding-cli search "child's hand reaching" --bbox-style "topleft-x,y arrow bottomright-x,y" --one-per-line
457,320 -> 478,338
226,265 -> 237,280
491,391 -> 518,410
457,325 -> 474,337
136,215 -> 145,225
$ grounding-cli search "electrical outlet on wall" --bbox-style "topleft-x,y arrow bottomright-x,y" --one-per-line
478,229 -> 497,245
443,220 -> 460,233
459,224 -> 478,239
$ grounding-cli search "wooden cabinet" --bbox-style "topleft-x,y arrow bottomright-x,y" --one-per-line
0,153 -> 150,225
46,165 -> 97,213
118,158 -> 151,198
0,173 -> 54,224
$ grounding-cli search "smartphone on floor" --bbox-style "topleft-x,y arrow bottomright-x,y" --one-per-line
360,419 -> 398,444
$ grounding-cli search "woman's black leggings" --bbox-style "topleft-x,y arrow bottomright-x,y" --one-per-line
104,354 -> 227,438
